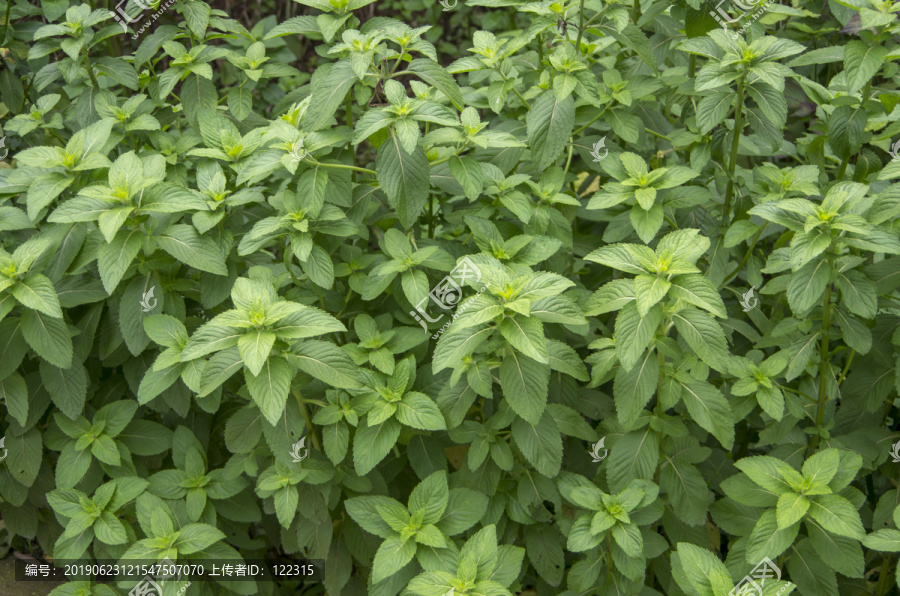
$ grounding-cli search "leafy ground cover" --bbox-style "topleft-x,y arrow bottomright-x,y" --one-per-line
1,0 -> 900,595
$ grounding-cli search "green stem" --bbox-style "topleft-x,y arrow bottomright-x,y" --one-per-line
345,90 -> 353,128
307,159 -> 375,176
836,350 -> 854,386
283,241 -> 301,285
574,0 -> 586,52
876,555 -> 893,596
0,0 -> 12,46
688,54 -> 696,78
388,45 -> 406,78
837,155 -> 850,180
720,222 -> 768,287
806,282 -> 832,458
779,385 -> 818,403
428,154 -> 456,167
574,106 -> 608,136
510,84 -> 530,109
723,75 -> 746,220
83,54 -> 99,88
292,389 -> 322,452
563,143 -> 575,175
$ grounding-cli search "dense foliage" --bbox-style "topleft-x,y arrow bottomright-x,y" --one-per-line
1,0 -> 900,594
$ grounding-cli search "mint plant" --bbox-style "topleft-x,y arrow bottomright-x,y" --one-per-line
1,0 -> 900,594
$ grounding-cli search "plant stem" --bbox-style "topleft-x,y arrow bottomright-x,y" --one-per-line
563,143 -> 575,174
307,159 -> 376,176
722,76 -> 746,221
720,222 -> 768,287
876,554 -> 893,596
0,0 -> 12,47
345,90 -> 353,128
84,54 -> 99,88
806,282 -> 832,458
837,155 -> 850,180
836,350 -> 855,386
292,389 -> 322,452
574,0 -> 586,52
573,106 -> 608,136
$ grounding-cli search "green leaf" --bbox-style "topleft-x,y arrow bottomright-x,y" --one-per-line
807,520 -> 865,578
526,91 -> 575,171
511,411 -> 563,478
499,315 -> 548,363
353,417 -> 401,476
246,357 -> 293,426
669,275 -> 727,318
436,488 -> 489,536
98,229 -> 143,294
39,361 -> 87,420
21,309 -> 73,369
827,105 -> 867,160
408,471 -> 449,524
303,60 -> 358,130
11,274 -> 62,318
396,392 -> 446,430
238,330 -> 276,377
734,456 -> 796,495
632,274 -> 670,317
499,351 -> 550,426
843,41 -> 887,94
746,509 -> 799,562
291,340 -> 361,389
407,59 -> 465,111
376,132 -> 430,229
672,542 -> 731,596
862,528 -> 900,552
155,224 -> 227,275
672,308 -> 730,372
776,493 -> 810,529
787,259 -> 831,314
0,373 -> 28,426
613,349 -> 658,429
448,156 -> 484,200
807,495 -> 865,540
371,535 -> 416,583
614,302 -> 661,371
677,380 -> 735,449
